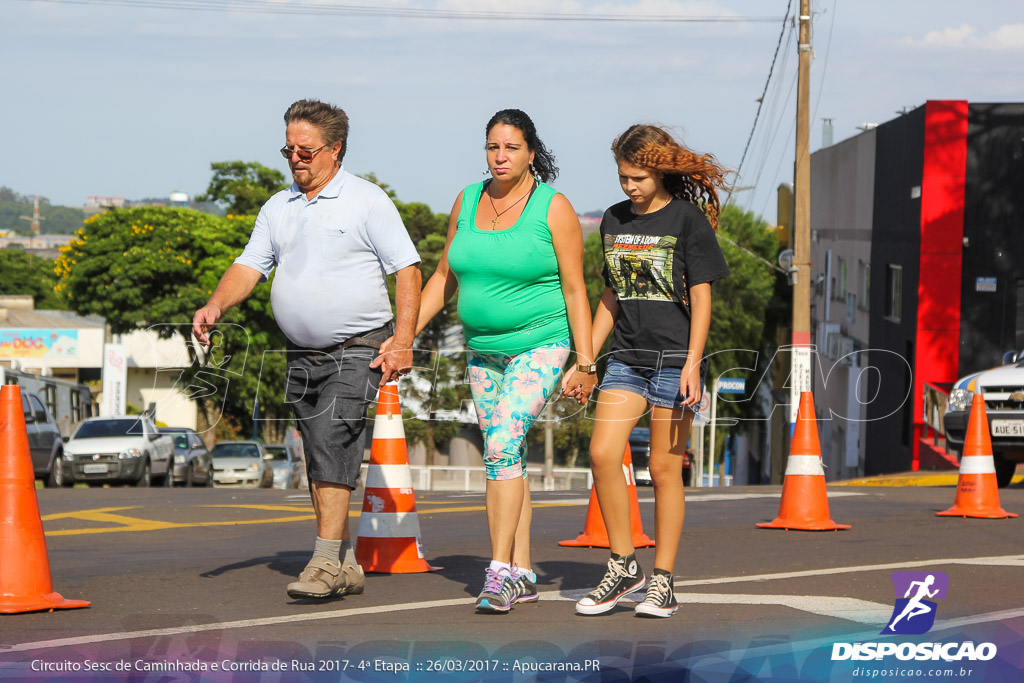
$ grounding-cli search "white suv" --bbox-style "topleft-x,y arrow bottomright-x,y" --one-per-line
943,349 -> 1024,488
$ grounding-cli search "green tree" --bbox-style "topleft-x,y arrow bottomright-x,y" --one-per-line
702,205 -> 783,461
374,188 -> 472,465
196,161 -> 288,215
0,248 -> 67,309
708,204 -> 781,388
55,207 -> 289,442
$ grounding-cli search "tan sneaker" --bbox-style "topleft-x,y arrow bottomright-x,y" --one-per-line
286,557 -> 348,599
340,561 -> 365,595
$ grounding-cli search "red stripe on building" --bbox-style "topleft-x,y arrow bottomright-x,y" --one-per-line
914,100 -> 968,470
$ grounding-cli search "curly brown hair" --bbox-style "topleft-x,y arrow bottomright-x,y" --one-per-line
612,124 -> 729,230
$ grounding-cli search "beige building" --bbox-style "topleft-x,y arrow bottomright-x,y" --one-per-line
0,295 -> 197,430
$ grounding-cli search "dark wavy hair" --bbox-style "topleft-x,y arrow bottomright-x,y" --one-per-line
485,109 -> 558,184
612,124 -> 729,230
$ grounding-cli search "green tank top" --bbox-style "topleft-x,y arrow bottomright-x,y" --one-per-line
447,180 -> 571,355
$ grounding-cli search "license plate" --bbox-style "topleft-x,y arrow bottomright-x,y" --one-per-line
83,463 -> 108,474
991,420 -> 1024,437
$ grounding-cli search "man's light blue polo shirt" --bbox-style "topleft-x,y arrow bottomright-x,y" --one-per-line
234,166 -> 420,349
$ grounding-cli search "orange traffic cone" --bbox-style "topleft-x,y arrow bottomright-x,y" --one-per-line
757,391 -> 851,531
0,385 -> 90,613
355,384 -> 441,573
937,393 -> 1017,519
560,444 -> 655,548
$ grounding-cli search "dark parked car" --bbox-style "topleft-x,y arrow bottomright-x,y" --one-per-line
159,427 -> 213,487
22,392 -> 68,487
629,427 -> 693,487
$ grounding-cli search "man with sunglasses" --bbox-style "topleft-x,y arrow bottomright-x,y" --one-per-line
193,99 -> 421,601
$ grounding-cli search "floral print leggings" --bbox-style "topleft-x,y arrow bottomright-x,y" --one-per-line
467,338 -> 570,481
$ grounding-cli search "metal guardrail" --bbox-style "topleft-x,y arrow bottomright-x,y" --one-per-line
358,464 -> 594,492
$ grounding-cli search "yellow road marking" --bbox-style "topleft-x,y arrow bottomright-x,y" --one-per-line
45,515 -> 320,536
202,504 -> 314,512
38,500 -> 580,537
834,471 -> 1023,487
42,506 -> 140,520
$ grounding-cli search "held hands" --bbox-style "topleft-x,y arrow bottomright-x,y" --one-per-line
370,337 -> 414,387
561,368 -> 598,405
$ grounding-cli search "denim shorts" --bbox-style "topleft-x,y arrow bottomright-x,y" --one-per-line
285,332 -> 389,489
599,358 -> 704,411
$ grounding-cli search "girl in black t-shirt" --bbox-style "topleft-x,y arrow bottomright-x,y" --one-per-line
568,124 -> 729,618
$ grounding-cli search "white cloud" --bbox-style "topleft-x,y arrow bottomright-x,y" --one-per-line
910,22 -> 1024,51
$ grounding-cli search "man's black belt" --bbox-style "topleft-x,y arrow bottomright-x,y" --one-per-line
288,323 -> 392,354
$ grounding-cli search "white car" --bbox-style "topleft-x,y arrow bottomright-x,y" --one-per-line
211,441 -> 273,488
63,416 -> 174,487
943,348 -> 1024,488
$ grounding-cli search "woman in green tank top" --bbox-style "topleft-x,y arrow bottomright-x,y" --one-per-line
385,109 -> 597,613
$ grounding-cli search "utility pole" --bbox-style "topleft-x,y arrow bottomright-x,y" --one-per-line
790,0 -> 813,425
19,194 -> 45,235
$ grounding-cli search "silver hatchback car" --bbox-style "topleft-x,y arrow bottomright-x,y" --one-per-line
211,441 -> 272,488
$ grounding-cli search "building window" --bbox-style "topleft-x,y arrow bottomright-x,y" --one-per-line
45,384 -> 57,417
839,257 -> 847,300
885,264 -> 902,322
71,390 -> 82,423
859,260 -> 870,311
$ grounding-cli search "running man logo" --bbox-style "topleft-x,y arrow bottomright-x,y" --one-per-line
882,571 -> 949,635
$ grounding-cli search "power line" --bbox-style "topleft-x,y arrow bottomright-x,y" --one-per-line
753,0 -> 833,218
747,31 -> 794,186
757,114 -> 797,219
21,0 -> 785,23
743,27 -> 797,212
810,0 -> 838,126
728,0 -> 794,205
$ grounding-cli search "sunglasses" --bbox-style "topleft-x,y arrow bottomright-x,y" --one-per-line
279,144 -> 329,162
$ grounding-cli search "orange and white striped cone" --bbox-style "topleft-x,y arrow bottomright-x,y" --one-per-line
560,444 -> 655,548
355,384 -> 442,573
0,385 -> 90,613
937,393 -> 1017,519
757,391 -> 851,531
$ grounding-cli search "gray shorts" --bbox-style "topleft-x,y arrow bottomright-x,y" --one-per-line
285,337 -> 385,489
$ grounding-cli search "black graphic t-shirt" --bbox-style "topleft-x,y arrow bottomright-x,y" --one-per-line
601,198 -> 729,369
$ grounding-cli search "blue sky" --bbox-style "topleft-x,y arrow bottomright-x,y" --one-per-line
3,0 -> 1022,222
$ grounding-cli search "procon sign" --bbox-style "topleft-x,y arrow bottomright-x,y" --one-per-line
717,378 -> 746,394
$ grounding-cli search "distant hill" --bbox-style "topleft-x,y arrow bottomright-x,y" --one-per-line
0,186 -> 86,235
0,187 -> 229,236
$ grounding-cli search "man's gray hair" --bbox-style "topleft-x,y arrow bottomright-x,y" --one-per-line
284,99 -> 350,161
